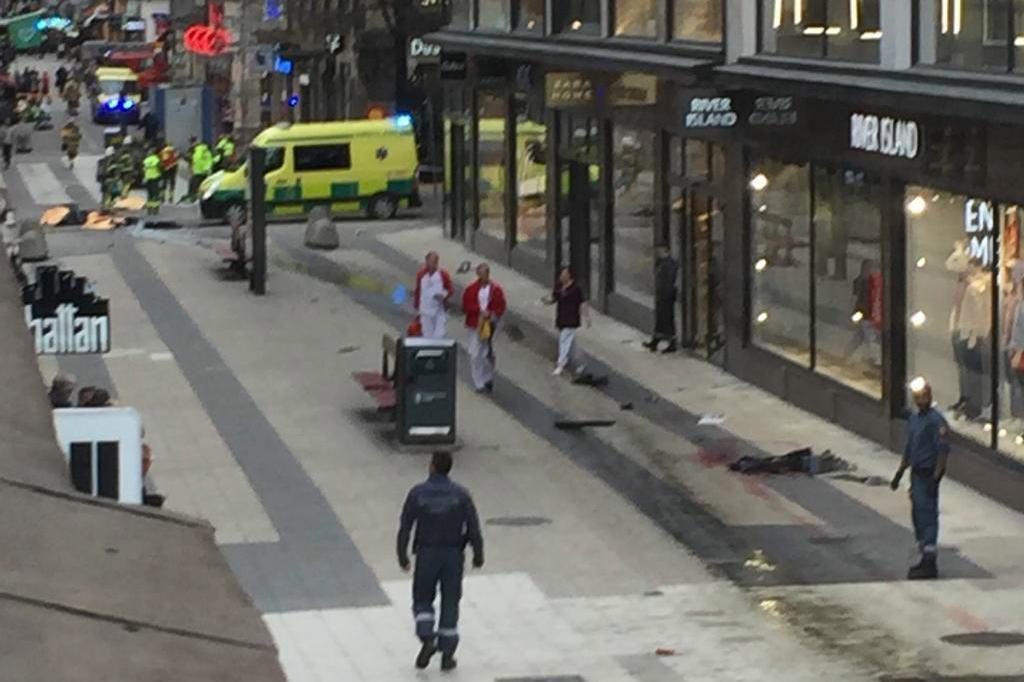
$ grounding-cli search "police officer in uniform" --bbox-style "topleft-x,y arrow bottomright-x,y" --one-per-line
397,451 -> 484,672
891,377 -> 950,580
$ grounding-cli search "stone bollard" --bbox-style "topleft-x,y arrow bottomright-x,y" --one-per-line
304,205 -> 339,250
18,220 -> 48,262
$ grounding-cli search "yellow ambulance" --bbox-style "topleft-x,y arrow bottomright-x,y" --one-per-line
199,117 -> 421,221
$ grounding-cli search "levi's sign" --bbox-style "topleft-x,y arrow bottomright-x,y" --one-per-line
22,266 -> 110,355
850,112 -> 919,159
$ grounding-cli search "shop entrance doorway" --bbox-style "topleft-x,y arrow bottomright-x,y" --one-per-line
671,185 -> 724,363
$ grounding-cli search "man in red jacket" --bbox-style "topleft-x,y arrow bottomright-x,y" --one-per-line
414,251 -> 454,339
461,263 -> 507,393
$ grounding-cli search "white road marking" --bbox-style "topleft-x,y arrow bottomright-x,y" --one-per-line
19,162 -> 72,205
71,155 -> 102,203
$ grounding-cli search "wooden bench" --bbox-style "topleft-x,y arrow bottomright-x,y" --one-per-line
352,334 -> 398,412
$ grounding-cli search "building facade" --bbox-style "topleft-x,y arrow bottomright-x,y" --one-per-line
429,0 -> 1024,510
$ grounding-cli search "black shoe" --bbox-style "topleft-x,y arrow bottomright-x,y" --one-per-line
907,555 -> 938,580
440,654 -> 457,671
661,343 -> 677,354
642,339 -> 658,352
415,640 -> 436,669
484,381 -> 493,393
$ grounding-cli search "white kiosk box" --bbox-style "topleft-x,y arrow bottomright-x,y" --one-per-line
52,407 -> 143,505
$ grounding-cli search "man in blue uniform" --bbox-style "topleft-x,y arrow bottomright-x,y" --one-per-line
891,377 -> 950,580
397,451 -> 484,671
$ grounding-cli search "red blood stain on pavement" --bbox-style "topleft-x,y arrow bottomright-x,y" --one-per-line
696,449 -> 731,468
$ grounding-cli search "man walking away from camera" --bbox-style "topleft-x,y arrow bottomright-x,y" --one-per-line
397,451 -> 484,672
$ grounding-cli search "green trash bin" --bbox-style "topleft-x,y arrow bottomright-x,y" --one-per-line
396,337 -> 457,445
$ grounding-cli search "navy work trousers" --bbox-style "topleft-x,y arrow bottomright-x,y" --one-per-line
412,547 -> 464,655
910,469 -> 939,554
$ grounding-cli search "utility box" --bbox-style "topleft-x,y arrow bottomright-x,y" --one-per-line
52,407 -> 144,505
396,337 -> 457,445
151,84 -> 215,151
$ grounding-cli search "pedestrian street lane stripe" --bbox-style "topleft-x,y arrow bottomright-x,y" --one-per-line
71,155 -> 102,203
19,162 -> 73,205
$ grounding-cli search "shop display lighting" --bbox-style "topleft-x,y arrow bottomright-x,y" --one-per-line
570,19 -> 582,30
859,31 -> 882,40
907,195 -> 927,215
984,422 -> 993,432
756,311 -> 769,323
750,173 -> 769,191
1000,428 -> 1008,438
1015,434 -> 1023,445
754,258 -> 768,272
802,26 -> 825,35
851,311 -> 864,323
910,310 -> 927,327
916,257 -> 927,268
908,376 -> 927,393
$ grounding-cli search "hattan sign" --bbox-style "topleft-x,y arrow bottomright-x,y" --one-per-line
22,266 -> 110,355
850,112 -> 920,159
965,198 -> 997,268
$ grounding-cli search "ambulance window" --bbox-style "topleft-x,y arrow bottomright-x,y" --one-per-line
294,144 -> 352,171
264,147 -> 284,172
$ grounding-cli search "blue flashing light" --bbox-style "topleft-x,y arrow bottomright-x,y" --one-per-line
273,56 -> 293,75
394,113 -> 413,129
287,94 -> 300,108
121,99 -> 135,111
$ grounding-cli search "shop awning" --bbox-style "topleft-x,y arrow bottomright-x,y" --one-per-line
425,30 -> 719,81
717,58 -> 1024,127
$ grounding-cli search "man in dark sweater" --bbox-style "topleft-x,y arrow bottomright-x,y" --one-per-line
644,245 -> 679,353
545,266 -> 590,375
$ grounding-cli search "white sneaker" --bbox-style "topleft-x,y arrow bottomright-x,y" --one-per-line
552,366 -> 564,376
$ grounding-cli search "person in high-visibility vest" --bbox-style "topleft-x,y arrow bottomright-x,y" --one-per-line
158,141 -> 179,203
214,132 -> 235,172
142,147 -> 162,215
187,136 -> 214,203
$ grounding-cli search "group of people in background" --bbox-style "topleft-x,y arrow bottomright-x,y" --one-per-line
48,375 -> 112,409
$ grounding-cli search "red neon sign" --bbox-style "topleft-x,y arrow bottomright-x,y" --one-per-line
184,2 -> 231,56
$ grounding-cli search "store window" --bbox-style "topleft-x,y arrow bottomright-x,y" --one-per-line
615,0 -> 657,37
513,0 -> 543,31
673,0 -> 723,41
477,94 -> 507,241
554,0 -> 601,34
611,126 -> 657,307
750,159 -> 813,365
750,159 -> 885,395
906,188 -> 1024,457
918,0 -> 1024,72
813,167 -> 884,397
478,0 -> 509,29
760,0 -> 882,62
514,99 -> 548,256
448,0 -> 471,28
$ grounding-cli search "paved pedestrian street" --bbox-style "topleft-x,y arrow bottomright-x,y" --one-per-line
9,60 -> 1024,681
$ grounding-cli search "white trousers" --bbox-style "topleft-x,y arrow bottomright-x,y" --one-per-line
420,310 -> 448,339
556,327 -> 580,370
468,333 -> 495,390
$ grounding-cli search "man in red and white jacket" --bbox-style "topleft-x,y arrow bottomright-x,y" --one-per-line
461,263 -> 507,393
414,251 -> 455,339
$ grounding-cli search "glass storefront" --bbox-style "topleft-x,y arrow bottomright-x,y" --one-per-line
673,0 -> 723,41
513,0 -> 544,31
479,0 -> 510,30
906,188 -> 1024,459
759,0 -> 881,62
918,0 -> 1024,72
615,0 -> 657,37
612,125 -> 657,307
515,97 -> 548,256
749,158 -> 884,397
554,0 -> 601,34
477,93 -> 507,241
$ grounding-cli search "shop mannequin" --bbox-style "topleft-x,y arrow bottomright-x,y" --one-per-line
946,241 -> 971,412
956,259 -> 992,420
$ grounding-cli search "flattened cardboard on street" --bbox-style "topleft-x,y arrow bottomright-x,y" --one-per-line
0,254 -> 285,681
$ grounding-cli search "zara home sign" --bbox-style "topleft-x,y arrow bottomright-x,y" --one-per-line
22,266 -> 110,355
850,112 -> 920,159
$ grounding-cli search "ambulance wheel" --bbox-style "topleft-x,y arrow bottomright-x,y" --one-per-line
367,193 -> 398,220
224,202 -> 247,226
